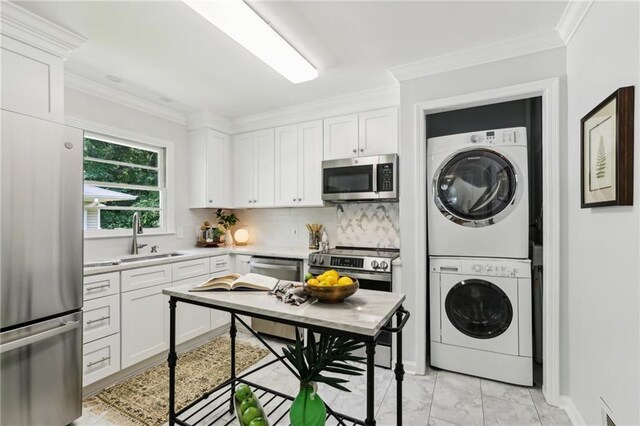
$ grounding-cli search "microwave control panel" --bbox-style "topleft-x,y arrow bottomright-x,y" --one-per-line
377,163 -> 394,192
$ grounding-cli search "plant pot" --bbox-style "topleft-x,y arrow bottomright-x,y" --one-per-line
224,229 -> 233,246
289,383 -> 326,426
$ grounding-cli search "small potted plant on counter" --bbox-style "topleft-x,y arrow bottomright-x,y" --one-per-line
216,209 -> 239,246
283,330 -> 365,426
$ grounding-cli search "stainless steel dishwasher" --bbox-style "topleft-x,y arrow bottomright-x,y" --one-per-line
249,256 -> 302,340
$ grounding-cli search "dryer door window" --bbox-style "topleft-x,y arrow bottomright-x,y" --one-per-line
445,279 -> 513,339
435,149 -> 518,226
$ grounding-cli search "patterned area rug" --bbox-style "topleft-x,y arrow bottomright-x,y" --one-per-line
85,336 -> 269,426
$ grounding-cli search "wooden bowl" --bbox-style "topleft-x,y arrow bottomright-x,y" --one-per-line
303,279 -> 359,303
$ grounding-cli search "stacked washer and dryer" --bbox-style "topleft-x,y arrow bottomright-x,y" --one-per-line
427,127 -> 533,386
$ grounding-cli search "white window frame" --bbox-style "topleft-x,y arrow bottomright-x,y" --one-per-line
79,126 -> 175,239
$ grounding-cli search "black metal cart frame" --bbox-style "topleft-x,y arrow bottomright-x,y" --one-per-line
167,296 -> 410,426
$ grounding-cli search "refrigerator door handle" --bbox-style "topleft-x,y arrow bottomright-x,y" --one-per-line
0,320 -> 80,354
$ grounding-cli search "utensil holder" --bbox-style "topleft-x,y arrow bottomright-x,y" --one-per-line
308,231 -> 319,249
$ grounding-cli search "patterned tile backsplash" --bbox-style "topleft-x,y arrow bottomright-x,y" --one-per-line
336,202 -> 400,249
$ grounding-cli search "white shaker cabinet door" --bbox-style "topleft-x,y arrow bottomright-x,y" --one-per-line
206,129 -> 233,208
323,114 -> 358,160
297,120 -> 323,206
172,276 -> 211,344
233,132 -> 255,208
274,124 -> 300,207
253,129 -> 275,207
358,107 -> 398,156
120,284 -> 168,369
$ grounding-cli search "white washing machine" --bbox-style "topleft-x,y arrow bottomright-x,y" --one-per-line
430,256 -> 532,386
427,127 -> 529,259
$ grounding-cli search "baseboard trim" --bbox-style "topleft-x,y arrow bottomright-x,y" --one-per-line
559,395 -> 587,426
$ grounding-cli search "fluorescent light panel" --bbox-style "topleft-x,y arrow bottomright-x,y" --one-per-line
183,0 -> 318,84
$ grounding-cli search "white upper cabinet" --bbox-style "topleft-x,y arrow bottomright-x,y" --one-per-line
323,107 -> 398,160
189,128 -> 232,208
275,120 -> 323,207
253,129 -> 275,208
323,114 -> 358,160
233,129 -> 275,208
358,107 -> 398,156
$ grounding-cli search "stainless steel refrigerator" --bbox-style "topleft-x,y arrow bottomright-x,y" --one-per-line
1,110 -> 84,425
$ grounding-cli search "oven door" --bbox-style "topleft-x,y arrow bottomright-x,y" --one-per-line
308,267 -> 393,368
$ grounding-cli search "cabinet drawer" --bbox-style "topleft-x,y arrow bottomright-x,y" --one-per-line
83,294 -> 120,344
83,272 -> 120,300
83,334 -> 120,387
121,264 -> 171,292
172,258 -> 210,282
210,255 -> 230,273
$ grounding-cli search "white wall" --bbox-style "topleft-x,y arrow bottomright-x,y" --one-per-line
233,207 -> 336,249
398,47 -> 567,374
565,2 -> 640,424
65,87 -> 210,260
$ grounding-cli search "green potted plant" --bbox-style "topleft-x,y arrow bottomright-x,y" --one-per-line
216,209 -> 239,246
282,330 -> 365,426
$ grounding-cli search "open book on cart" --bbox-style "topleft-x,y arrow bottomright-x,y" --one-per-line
189,273 -> 278,292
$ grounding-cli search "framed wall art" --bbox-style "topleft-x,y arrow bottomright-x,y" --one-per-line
581,86 -> 635,208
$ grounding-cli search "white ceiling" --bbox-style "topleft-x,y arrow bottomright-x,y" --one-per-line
17,1 -> 568,119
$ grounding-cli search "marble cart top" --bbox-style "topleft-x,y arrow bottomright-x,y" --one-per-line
163,284 -> 406,338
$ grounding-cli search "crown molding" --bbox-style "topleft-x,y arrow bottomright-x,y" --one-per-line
389,30 -> 564,82
186,110 -> 232,134
65,72 -> 188,126
0,1 -> 86,59
555,0 -> 594,44
231,84 -> 399,134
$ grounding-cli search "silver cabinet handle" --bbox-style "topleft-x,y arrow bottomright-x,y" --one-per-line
352,148 -> 357,153
86,284 -> 110,292
360,148 -> 364,152
0,321 -> 80,354
248,200 -> 252,204
208,199 -> 213,203
86,316 -> 110,325
250,262 -> 299,271
86,356 -> 111,368
292,198 -> 296,202
298,198 -> 302,201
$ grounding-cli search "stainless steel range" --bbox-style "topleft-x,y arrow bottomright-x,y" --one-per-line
308,246 -> 400,368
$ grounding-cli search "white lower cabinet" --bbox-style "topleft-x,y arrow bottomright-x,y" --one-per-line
174,275 -> 211,344
121,284 -> 169,369
83,334 -> 121,386
83,294 -> 120,344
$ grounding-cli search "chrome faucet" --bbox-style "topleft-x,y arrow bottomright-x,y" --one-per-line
131,212 -> 147,254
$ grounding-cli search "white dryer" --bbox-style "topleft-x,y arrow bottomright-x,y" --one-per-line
427,127 -> 529,258
430,256 -> 532,386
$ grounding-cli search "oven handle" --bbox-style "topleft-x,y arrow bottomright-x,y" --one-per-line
308,268 -> 391,282
381,307 -> 410,333
250,262 -> 300,272
372,163 -> 378,193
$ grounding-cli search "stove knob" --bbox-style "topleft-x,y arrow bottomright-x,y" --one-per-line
319,257 -> 325,265
380,261 -> 388,270
472,264 -> 483,273
470,134 -> 480,143
371,260 -> 379,269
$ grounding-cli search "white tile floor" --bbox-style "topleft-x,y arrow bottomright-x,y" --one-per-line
75,333 -> 572,426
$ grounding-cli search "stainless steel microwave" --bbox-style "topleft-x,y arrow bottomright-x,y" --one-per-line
322,154 -> 398,202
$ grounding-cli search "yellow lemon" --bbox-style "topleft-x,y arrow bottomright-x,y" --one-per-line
325,270 -> 339,279
316,274 -> 326,282
338,276 -> 354,285
318,281 -> 330,286
325,275 -> 338,285
307,278 -> 319,286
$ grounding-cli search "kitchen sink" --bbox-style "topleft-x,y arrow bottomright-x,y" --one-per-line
84,252 -> 185,268
119,252 -> 185,263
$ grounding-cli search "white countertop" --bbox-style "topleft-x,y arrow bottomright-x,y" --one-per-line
163,283 -> 406,337
83,245 -> 315,276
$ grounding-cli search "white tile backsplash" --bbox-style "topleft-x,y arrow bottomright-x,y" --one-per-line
233,207 -> 337,249
336,202 -> 400,249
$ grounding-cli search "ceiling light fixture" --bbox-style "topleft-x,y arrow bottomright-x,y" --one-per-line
183,0 -> 318,84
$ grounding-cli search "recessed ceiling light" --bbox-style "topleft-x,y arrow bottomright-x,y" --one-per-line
159,96 -> 173,103
106,75 -> 123,83
183,0 -> 318,84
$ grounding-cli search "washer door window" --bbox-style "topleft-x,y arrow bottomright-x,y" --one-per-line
435,149 -> 518,227
445,279 -> 513,339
